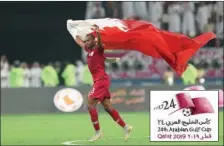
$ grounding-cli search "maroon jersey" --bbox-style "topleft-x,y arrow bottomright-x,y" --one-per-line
85,45 -> 108,82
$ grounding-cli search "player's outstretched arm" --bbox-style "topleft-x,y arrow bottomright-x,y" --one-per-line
67,19 -> 85,49
93,25 -> 104,52
74,36 -> 85,49
105,57 -> 120,63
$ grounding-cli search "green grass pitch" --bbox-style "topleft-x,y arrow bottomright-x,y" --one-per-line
1,112 -> 223,145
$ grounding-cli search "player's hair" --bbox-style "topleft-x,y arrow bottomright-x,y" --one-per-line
86,33 -> 95,40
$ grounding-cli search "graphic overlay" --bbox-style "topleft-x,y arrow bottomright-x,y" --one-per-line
150,91 -> 219,141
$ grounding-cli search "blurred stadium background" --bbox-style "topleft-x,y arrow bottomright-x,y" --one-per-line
1,1 -> 223,145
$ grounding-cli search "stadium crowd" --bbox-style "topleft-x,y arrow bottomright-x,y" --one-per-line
1,55 -> 94,88
2,51 -> 222,88
1,1 -> 223,88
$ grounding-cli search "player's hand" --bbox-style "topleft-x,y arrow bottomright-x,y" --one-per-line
67,19 -> 75,27
67,19 -> 73,24
92,24 -> 99,32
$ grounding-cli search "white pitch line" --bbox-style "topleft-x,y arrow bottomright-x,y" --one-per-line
63,140 -> 86,145
62,136 -> 149,145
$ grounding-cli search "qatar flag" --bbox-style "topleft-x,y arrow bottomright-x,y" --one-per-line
67,18 -> 216,76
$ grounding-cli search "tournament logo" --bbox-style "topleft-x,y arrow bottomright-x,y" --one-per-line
150,90 -> 219,142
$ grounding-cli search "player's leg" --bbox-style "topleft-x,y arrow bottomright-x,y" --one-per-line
88,98 -> 100,132
101,98 -> 126,127
87,98 -> 103,142
101,98 -> 133,141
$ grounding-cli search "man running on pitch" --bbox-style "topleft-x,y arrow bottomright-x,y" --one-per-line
71,25 -> 132,142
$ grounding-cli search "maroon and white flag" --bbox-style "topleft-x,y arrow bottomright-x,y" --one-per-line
67,18 -> 216,76
173,92 -> 214,115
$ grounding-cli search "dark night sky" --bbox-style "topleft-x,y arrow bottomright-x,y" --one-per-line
0,1 -> 87,64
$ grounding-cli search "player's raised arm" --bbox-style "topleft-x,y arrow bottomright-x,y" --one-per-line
93,25 -> 104,52
67,19 -> 85,49
74,35 -> 85,49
